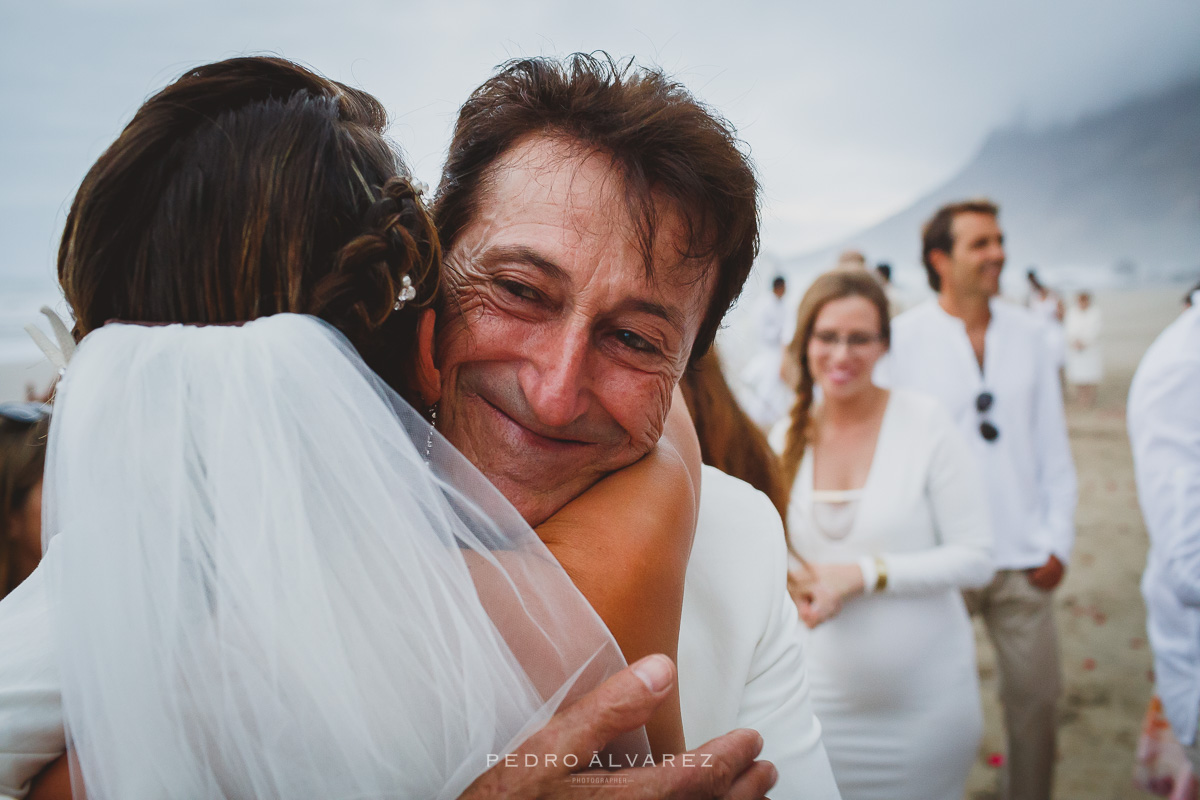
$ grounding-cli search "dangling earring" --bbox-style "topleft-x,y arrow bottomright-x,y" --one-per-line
424,402 -> 438,460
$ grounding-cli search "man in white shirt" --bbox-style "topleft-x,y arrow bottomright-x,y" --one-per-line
1128,303 -> 1200,773
878,199 -> 1077,800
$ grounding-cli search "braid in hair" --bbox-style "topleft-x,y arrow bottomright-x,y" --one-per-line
780,336 -> 816,489
312,176 -> 441,339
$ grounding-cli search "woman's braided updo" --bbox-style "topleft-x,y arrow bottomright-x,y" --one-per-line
58,56 -> 439,405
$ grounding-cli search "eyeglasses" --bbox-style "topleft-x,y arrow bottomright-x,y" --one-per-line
811,331 -> 884,350
0,402 -> 51,424
976,392 -> 999,442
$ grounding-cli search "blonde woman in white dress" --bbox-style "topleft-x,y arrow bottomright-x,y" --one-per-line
776,270 -> 994,800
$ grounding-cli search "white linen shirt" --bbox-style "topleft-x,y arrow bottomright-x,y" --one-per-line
0,468 -> 841,800
1128,305 -> 1200,746
876,298 -> 1077,570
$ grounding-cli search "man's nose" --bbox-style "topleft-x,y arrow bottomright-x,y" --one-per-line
519,324 -> 592,429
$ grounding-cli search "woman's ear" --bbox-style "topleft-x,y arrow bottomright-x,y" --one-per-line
415,308 -> 441,407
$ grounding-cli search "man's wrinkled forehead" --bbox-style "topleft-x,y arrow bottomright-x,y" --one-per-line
463,133 -> 717,307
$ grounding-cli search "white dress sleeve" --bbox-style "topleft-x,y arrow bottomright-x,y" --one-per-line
0,540 -> 65,800
882,402 -> 995,593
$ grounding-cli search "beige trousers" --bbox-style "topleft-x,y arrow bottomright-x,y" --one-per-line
964,568 -> 1062,800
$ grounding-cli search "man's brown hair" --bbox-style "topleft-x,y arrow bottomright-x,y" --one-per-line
921,199 -> 999,292
433,53 -> 759,363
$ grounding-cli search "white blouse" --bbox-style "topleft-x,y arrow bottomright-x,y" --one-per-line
788,389 -> 995,594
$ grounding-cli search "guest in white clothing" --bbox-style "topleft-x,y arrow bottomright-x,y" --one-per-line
1027,270 -> 1066,375
1128,302 -> 1200,774
777,270 -> 994,800
1065,291 -> 1103,407
740,276 -> 794,430
877,199 -> 1077,800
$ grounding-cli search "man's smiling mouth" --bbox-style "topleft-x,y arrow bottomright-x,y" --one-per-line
474,393 -> 596,449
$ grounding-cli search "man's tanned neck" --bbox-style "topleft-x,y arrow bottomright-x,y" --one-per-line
938,288 -> 992,332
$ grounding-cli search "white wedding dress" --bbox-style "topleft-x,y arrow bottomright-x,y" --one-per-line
40,314 -> 647,799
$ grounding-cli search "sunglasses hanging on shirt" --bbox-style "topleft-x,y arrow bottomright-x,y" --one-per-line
976,391 -> 1000,442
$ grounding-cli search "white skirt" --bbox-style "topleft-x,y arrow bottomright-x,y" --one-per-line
803,589 -> 982,800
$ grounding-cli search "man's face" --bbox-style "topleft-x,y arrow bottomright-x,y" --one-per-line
941,212 -> 1006,299
435,135 -> 714,526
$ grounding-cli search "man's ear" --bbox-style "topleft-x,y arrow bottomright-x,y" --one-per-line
415,308 -> 441,407
928,249 -> 952,289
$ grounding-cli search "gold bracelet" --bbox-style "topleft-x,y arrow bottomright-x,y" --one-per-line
874,556 -> 888,592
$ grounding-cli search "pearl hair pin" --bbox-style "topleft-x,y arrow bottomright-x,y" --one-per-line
394,274 -> 417,311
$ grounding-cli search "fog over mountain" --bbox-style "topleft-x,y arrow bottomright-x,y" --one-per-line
770,78 -> 1200,291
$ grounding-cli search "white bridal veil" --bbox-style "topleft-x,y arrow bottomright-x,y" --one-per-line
41,314 -> 648,799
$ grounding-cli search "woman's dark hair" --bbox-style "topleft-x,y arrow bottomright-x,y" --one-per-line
780,271 -> 891,487
58,57 -> 439,403
433,53 -> 758,364
679,349 -> 790,527
1,414 -> 49,596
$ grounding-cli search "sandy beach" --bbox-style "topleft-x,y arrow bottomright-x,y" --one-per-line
966,287 -> 1190,800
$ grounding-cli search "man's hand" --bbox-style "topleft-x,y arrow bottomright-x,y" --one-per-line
1027,554 -> 1065,590
460,654 -> 777,799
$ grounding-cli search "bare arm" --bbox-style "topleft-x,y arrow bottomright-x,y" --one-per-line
535,387 -> 700,758
23,755 -> 69,800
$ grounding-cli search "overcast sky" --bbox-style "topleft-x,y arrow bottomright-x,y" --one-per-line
2,0 -> 1198,287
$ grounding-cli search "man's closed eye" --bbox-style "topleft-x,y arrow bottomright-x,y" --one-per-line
614,330 -> 658,354
497,279 -> 542,303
